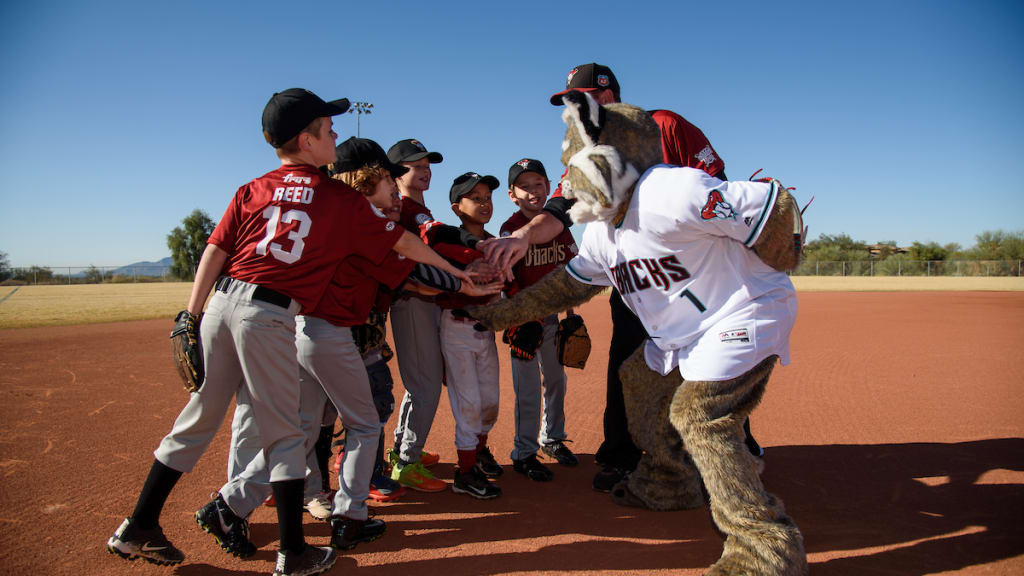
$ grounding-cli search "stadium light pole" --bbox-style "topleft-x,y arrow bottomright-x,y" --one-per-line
348,101 -> 373,137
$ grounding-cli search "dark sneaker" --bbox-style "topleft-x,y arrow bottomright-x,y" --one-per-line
453,466 -> 502,499
369,473 -> 407,502
593,466 -> 629,493
273,545 -> 336,576
476,446 -> 504,477
512,454 -> 554,482
542,440 -> 579,467
106,517 -> 184,566
330,515 -> 387,550
195,492 -> 257,558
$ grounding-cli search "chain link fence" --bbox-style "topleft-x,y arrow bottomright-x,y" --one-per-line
2,266 -> 179,285
793,259 -> 1023,277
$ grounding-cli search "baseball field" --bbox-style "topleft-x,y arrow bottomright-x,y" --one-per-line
1,280 -> 1022,574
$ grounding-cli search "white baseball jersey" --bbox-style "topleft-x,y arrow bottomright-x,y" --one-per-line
565,166 -> 797,381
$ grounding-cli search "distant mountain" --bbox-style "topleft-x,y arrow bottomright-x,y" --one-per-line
110,256 -> 173,277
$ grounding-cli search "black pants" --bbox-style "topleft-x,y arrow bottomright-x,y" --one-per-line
594,289 -> 645,471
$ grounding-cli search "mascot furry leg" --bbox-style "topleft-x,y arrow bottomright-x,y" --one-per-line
671,356 -> 806,575
611,347 -> 705,511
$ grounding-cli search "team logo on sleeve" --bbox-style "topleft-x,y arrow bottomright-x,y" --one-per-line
701,189 -> 736,221
415,213 -> 431,225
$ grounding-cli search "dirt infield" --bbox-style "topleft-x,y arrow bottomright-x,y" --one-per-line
0,291 -> 1022,575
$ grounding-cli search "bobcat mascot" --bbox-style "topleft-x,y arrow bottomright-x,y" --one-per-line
469,90 -> 808,575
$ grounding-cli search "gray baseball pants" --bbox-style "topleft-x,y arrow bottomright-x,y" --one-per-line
218,316 -> 380,521
390,297 -> 444,463
510,315 -> 568,461
153,279 -> 305,482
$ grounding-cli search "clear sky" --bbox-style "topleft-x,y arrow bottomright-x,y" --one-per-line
1,0 -> 1022,267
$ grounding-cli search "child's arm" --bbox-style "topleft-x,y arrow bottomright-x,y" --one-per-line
393,230 -> 473,286
186,244 -> 229,314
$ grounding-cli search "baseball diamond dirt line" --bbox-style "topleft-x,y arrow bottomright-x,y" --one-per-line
0,292 -> 1021,575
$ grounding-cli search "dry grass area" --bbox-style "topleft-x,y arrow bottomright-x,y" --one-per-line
0,283 -> 192,328
792,276 -> 1024,292
0,277 -> 1021,328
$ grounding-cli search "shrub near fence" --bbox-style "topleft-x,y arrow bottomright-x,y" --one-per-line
793,259 -> 1024,277
2,266 -> 176,285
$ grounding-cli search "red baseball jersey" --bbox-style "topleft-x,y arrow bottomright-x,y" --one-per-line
208,163 -> 404,311
398,196 -> 447,244
309,250 -> 415,327
553,107 -> 725,198
500,211 -> 577,297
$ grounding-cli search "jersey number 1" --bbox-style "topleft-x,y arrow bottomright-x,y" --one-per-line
255,206 -> 311,264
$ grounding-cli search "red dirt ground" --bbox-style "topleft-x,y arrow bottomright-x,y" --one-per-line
1,292 -> 1022,575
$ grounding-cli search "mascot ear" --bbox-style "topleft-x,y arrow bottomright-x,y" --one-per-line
560,90 -> 605,166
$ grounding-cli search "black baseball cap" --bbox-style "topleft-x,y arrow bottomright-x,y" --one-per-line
449,172 -> 499,203
330,137 -> 409,179
549,63 -> 620,105
262,88 -> 350,148
508,158 -> 548,188
387,139 -> 444,164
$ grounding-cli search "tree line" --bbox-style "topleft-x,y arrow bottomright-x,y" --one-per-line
1,215 -> 1021,284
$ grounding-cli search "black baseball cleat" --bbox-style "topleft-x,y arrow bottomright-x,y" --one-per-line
542,440 -> 579,467
195,492 -> 257,558
106,517 -> 185,566
453,466 -> 502,499
513,453 -> 554,482
475,445 -> 504,477
593,466 -> 630,493
330,515 -> 387,550
273,545 -> 336,576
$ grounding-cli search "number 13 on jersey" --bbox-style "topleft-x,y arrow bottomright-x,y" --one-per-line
255,206 -> 311,264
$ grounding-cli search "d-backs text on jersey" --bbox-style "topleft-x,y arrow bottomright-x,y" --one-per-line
609,255 -> 690,295
524,241 -> 569,267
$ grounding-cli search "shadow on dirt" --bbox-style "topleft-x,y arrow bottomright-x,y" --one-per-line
247,439 -> 1022,575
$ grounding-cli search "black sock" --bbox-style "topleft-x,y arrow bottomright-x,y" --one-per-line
373,429 -> 386,476
314,424 -> 334,493
131,459 -> 182,529
271,478 -> 306,555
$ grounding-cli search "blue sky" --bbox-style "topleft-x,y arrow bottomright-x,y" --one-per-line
1,0 -> 1022,267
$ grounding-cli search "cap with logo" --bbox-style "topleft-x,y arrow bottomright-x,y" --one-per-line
387,139 -> 444,164
262,88 -> 350,148
508,158 -> 548,188
449,172 -> 499,204
549,63 -> 620,105
330,137 -> 410,179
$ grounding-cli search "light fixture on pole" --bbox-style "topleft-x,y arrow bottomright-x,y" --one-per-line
348,101 -> 373,137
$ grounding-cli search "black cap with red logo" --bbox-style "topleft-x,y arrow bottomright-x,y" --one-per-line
549,63 -> 620,105
508,158 -> 548,188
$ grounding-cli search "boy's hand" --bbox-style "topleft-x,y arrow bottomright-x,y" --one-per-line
465,258 -> 501,283
479,235 -> 529,271
460,280 -> 504,298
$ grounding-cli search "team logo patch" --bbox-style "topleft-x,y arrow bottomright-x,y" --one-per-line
415,213 -> 431,225
597,74 -> 610,87
701,189 -> 736,221
567,67 -> 579,85
410,139 -> 425,151
719,328 -> 750,343
695,145 -> 717,167
385,221 -> 396,231
517,159 -> 530,169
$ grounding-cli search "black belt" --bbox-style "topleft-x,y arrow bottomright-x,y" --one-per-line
215,277 -> 292,309
451,308 -> 488,332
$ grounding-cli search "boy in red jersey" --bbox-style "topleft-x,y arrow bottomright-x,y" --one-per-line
500,159 -> 580,482
107,89 -> 470,576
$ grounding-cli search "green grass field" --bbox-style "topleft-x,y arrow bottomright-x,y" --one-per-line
0,277 -> 1021,329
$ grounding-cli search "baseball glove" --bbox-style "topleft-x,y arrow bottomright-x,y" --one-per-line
557,314 -> 592,369
502,321 -> 544,361
170,310 -> 204,393
352,309 -> 389,357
